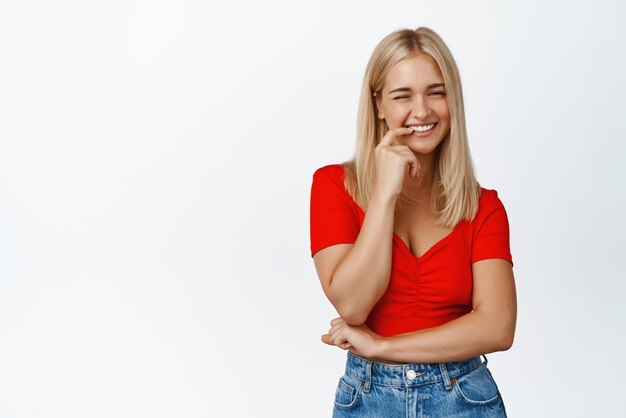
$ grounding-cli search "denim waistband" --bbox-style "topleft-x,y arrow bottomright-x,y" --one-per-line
344,351 -> 486,391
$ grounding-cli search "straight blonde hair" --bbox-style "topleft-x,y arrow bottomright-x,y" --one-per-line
343,27 -> 481,227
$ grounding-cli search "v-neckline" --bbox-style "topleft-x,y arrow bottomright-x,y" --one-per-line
346,177 -> 460,260
392,226 -> 458,260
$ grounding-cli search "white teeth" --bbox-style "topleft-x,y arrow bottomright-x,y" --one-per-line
408,124 -> 435,132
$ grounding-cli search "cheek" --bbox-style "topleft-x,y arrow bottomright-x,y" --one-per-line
437,103 -> 451,125
386,103 -> 412,122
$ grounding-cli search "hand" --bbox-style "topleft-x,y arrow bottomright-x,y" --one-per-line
374,127 -> 421,200
321,317 -> 383,359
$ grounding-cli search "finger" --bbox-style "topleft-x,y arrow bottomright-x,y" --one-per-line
330,317 -> 343,326
392,150 -> 418,171
408,160 -> 420,178
388,128 -> 414,146
405,155 -> 420,178
332,333 -> 348,347
390,147 -> 419,157
379,127 -> 414,148
389,144 -> 415,152
389,152 -> 420,176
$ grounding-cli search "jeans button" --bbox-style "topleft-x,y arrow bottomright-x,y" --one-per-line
406,369 -> 417,380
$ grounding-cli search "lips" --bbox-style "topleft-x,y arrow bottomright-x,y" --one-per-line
404,123 -> 438,137
406,123 -> 438,132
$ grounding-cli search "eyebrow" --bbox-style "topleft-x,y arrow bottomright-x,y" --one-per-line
388,83 -> 446,94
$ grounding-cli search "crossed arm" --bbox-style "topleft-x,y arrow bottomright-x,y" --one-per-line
317,251 -> 517,364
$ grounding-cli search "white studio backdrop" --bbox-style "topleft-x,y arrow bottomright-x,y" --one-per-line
1,0 -> 625,417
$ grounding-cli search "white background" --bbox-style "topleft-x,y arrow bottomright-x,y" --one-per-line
1,1 -> 625,417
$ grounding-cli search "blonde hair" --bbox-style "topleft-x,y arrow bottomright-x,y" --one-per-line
343,27 -> 481,227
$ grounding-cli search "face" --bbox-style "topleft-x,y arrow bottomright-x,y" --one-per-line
374,53 -> 450,155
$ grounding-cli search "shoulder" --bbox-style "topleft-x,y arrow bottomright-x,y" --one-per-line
312,163 -> 348,190
478,187 -> 506,209
311,163 -> 360,211
472,187 -> 508,224
313,163 -> 345,181
470,187 -> 513,265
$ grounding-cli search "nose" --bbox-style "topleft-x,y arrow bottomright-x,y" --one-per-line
411,95 -> 430,120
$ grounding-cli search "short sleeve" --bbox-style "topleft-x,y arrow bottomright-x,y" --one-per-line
471,189 -> 514,267
310,165 -> 360,257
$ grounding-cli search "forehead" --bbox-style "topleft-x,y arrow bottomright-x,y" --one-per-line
383,54 -> 444,92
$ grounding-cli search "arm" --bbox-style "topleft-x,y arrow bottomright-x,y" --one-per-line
312,127 -> 417,325
322,258 -> 517,362
314,193 -> 396,325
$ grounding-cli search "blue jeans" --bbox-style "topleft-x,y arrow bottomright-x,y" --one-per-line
333,351 -> 507,417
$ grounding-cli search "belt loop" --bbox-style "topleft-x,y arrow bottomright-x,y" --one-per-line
363,360 -> 372,393
481,354 -> 488,366
439,363 -> 453,391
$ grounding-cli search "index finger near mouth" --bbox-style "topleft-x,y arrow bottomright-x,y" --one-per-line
397,126 -> 414,136
380,127 -> 414,147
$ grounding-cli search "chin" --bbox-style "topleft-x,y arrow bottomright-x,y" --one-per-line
405,141 -> 442,155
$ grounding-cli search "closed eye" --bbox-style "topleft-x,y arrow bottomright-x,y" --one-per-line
430,91 -> 446,96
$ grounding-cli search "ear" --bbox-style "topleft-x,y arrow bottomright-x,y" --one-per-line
373,93 -> 384,120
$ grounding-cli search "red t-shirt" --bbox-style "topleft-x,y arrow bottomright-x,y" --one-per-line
310,164 -> 513,337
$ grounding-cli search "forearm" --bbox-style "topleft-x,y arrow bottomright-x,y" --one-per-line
372,310 -> 516,363
328,194 -> 396,324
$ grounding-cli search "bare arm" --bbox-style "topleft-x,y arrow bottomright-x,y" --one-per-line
322,258 -> 517,362
313,127 -> 417,325
314,194 -> 396,325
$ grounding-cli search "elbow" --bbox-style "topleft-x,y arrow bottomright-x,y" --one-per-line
481,313 -> 515,352
330,298 -> 370,325
496,333 -> 514,351
494,326 -> 515,351
325,286 -> 372,325
486,310 -> 516,352
341,311 -> 369,326
336,304 -> 369,325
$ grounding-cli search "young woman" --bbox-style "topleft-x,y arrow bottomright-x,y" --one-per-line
310,27 -> 517,417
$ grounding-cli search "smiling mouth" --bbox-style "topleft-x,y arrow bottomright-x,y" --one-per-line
405,123 -> 437,133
